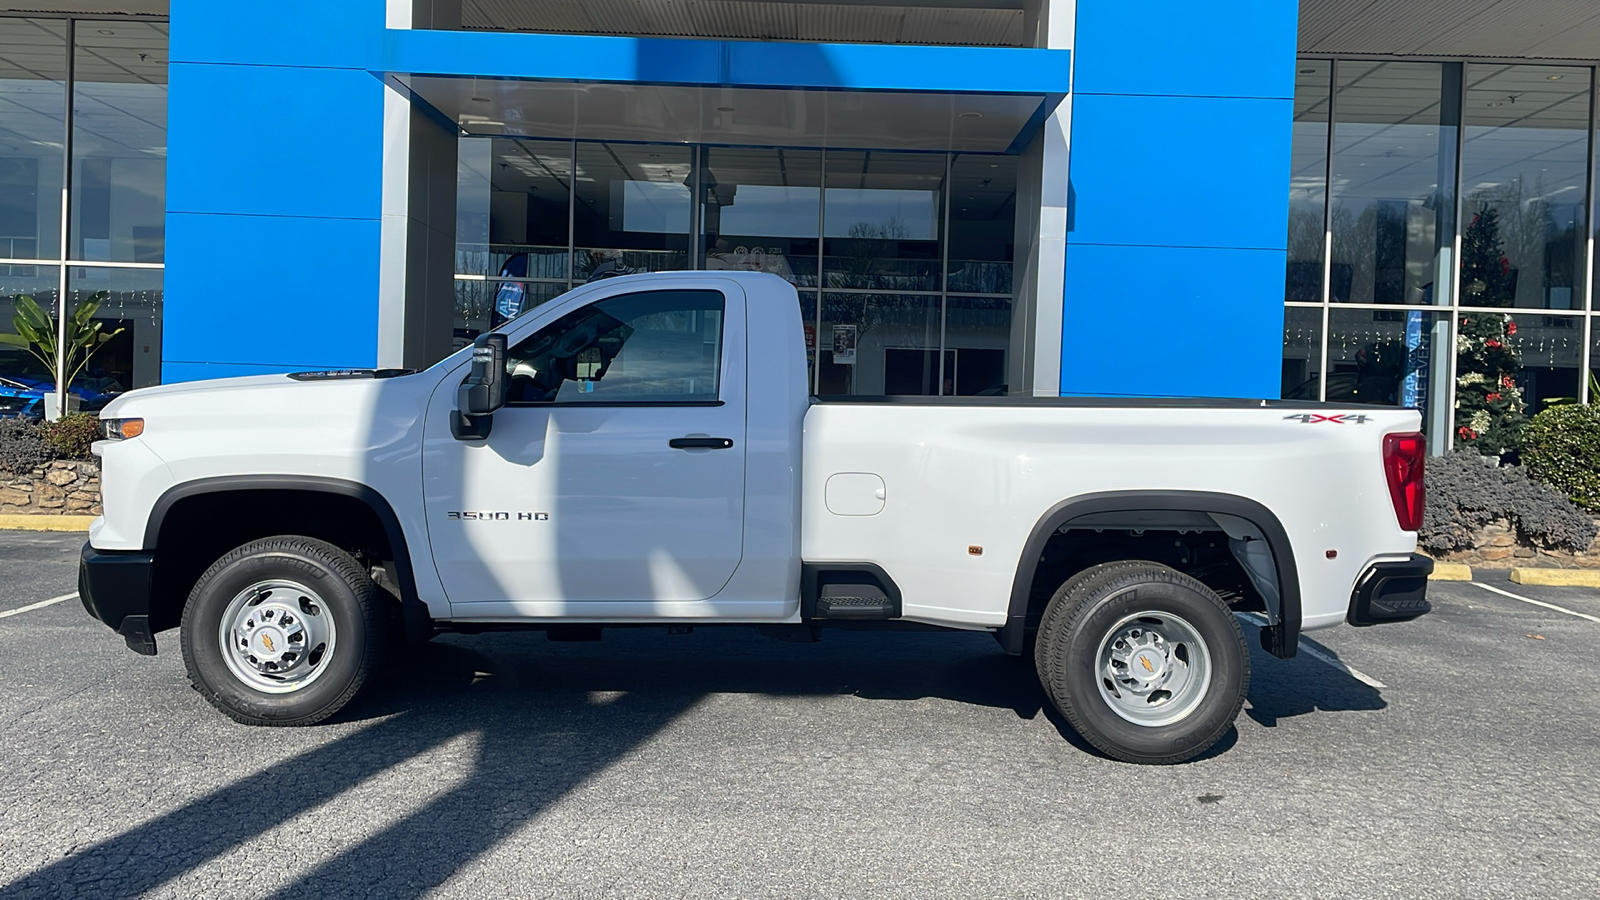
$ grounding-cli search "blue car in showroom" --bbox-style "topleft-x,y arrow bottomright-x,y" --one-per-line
0,376 -> 118,419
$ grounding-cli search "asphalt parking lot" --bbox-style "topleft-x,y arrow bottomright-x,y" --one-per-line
2,531 -> 1599,899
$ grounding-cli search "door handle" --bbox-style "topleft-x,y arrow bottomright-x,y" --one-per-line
669,436 -> 735,450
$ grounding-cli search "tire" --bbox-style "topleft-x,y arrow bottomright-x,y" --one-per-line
180,536 -> 389,726
1034,561 -> 1249,765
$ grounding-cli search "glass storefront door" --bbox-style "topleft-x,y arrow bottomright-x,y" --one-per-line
456,138 -> 1017,396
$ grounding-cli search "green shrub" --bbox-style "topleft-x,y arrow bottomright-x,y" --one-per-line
0,418 -> 55,474
1521,404 -> 1600,512
1420,449 -> 1597,554
41,412 -> 100,461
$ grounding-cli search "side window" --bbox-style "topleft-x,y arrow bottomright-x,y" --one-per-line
504,289 -> 725,404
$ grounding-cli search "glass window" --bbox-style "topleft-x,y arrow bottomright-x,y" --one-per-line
817,292 -> 940,395
1286,61 -> 1330,302
798,289 -> 817,392
506,289 -> 722,404
456,137 -> 491,277
1330,62 -> 1459,305
700,147 -> 820,288
1460,64 -> 1590,311
947,154 -> 1015,295
1327,308 -> 1448,440
823,151 -> 943,292
485,138 -> 571,284
0,268 -> 62,393
70,22 -> 166,263
0,19 -> 67,264
944,295 -> 1011,395
573,142 -> 690,281
1281,306 -> 1323,399
67,265 -> 159,391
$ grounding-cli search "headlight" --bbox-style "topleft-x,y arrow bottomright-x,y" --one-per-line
101,418 -> 144,440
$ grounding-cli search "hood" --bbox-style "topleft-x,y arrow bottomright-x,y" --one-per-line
98,374 -> 295,416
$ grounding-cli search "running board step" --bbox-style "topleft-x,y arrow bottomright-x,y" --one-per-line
814,584 -> 895,620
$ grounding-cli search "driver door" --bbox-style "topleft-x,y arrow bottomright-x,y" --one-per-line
422,282 -> 747,613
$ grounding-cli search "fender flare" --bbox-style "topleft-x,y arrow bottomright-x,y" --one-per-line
144,475 -> 426,629
998,490 -> 1301,658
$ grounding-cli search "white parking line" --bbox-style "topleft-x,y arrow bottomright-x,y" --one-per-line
1472,582 -> 1600,625
1237,612 -> 1385,688
0,592 -> 78,619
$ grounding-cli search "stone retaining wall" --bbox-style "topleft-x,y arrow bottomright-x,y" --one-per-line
1434,518 -> 1600,569
0,460 -> 102,515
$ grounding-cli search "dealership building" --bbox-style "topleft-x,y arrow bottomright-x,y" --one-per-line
3,0 -> 1600,451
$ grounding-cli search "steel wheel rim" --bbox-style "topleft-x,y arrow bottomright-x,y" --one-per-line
218,579 -> 337,694
1094,609 -> 1212,727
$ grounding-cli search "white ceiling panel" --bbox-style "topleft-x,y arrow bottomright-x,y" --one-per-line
406,74 -> 1047,151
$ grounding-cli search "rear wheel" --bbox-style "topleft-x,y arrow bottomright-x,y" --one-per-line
1034,561 -> 1249,764
180,536 -> 388,726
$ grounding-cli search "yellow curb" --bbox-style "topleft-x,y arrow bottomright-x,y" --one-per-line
1509,568 -> 1600,587
0,514 -> 95,532
1429,563 -> 1473,582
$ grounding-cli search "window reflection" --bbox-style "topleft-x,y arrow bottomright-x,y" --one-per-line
823,151 -> 943,292
1280,307 -> 1322,399
0,19 -> 67,265
1330,61 -> 1459,305
944,296 -> 1011,395
817,292 -> 940,395
1286,62 -> 1330,302
68,265 -> 159,390
700,147 -> 820,288
947,154 -> 1015,295
1460,64 -> 1589,310
0,269 -> 61,387
574,142 -> 690,280
70,22 -> 166,263
1326,309 -> 1447,435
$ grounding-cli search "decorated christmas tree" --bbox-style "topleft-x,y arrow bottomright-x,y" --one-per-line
1455,207 -> 1526,457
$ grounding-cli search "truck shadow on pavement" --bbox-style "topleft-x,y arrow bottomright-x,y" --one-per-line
3,628 -> 1384,898
1241,631 -> 1386,728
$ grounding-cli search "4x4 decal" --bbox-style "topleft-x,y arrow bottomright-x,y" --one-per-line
1283,413 -> 1372,424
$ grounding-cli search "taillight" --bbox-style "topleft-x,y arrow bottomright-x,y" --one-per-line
1383,432 -> 1425,531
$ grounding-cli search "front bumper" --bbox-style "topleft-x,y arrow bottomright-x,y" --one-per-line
1347,553 -> 1433,626
78,542 -> 158,655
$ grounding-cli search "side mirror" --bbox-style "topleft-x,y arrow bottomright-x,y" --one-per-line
452,333 -> 507,441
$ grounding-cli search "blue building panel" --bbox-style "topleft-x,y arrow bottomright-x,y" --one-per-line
1058,0 -> 1299,399
1072,0 -> 1299,99
1065,93 -> 1293,251
167,63 -> 384,220
1059,244 -> 1286,399
169,0 -> 383,69
381,29 -> 1072,95
164,212 -> 381,377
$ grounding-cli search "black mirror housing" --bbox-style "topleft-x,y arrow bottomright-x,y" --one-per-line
453,333 -> 507,440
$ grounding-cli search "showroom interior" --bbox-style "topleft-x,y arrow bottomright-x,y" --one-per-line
2,0 -> 1600,455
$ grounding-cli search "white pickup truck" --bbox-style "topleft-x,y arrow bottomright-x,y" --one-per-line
78,271 -> 1431,763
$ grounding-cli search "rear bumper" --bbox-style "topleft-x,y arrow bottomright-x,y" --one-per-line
1347,553 -> 1433,626
78,542 -> 158,655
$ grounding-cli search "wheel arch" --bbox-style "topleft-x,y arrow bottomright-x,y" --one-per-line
143,476 -> 426,635
999,490 -> 1300,659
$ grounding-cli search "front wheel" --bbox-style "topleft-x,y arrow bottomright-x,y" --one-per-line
180,536 -> 389,726
1034,561 -> 1249,764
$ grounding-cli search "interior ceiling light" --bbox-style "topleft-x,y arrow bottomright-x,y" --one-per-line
97,29 -> 114,35
1299,68 -> 1315,74
1547,74 -> 1564,81
716,106 -> 735,112
958,111 -> 982,119
471,96 -> 490,103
